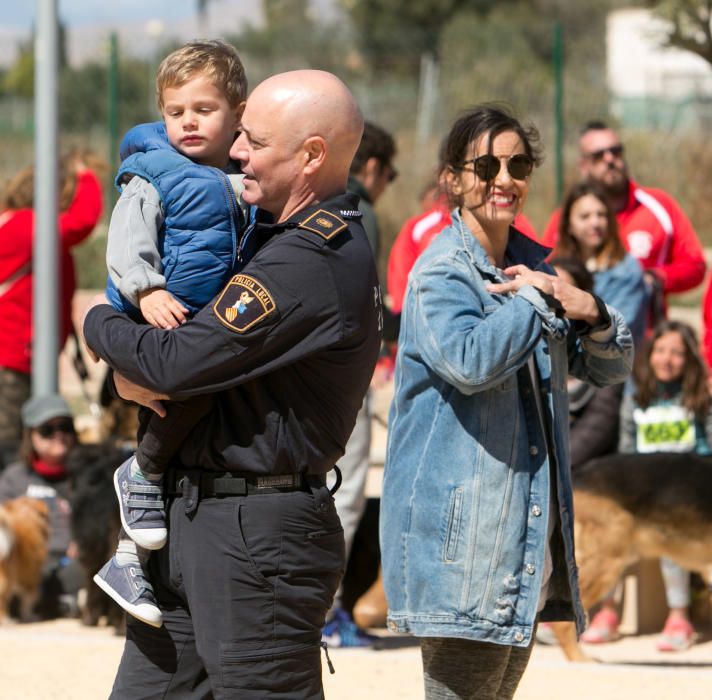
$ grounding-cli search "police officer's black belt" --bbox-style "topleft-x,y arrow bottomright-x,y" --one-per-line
167,470 -> 326,498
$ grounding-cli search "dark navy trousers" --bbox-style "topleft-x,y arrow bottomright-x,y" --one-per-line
110,480 -> 345,699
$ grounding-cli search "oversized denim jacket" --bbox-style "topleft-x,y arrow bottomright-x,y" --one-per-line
380,212 -> 633,647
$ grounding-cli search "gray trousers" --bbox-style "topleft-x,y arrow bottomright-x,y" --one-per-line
421,635 -> 535,700
330,392 -> 371,611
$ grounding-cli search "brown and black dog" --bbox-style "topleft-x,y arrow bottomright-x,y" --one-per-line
67,443 -> 126,633
0,497 -> 50,622
551,451 -> 712,661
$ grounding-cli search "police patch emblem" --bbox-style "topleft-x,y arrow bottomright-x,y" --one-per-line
213,274 -> 275,332
298,209 -> 348,239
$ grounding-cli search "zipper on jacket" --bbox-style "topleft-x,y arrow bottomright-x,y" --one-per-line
218,171 -> 242,268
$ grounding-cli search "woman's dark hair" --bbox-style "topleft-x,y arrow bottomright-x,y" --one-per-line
634,319 -> 709,418
443,104 -> 543,208
548,256 -> 594,293
554,181 -> 625,267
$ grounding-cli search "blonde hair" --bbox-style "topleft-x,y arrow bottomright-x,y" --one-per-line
155,40 -> 247,111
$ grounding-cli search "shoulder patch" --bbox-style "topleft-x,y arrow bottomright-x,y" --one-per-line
213,274 -> 276,333
298,209 -> 348,240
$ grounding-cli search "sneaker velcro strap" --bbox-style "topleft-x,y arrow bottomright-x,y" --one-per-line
126,497 -> 164,509
125,482 -> 164,509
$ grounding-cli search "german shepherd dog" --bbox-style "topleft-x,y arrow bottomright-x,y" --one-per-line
551,451 -> 712,661
0,497 -> 50,622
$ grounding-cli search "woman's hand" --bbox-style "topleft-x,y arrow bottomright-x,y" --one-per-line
487,265 -> 603,325
114,372 -> 168,417
486,264 -> 556,296
549,277 -> 602,324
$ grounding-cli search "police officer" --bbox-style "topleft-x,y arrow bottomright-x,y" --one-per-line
83,70 -> 381,700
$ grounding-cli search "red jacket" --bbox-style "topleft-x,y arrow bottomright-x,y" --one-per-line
542,180 -> 706,295
703,276 -> 712,369
387,199 -> 538,313
0,171 -> 103,373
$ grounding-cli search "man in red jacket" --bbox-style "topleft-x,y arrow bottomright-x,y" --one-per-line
0,158 -> 103,465
542,121 -> 706,322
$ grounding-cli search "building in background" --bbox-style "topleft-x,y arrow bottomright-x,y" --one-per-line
607,8 -> 712,130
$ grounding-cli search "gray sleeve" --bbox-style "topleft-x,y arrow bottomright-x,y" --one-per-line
618,392 -> 637,453
0,463 -> 28,502
106,176 -> 166,307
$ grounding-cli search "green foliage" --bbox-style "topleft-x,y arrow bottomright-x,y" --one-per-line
73,224 -> 109,290
340,0 -> 511,74
3,44 -> 34,98
230,0 -> 351,81
58,56 -> 155,136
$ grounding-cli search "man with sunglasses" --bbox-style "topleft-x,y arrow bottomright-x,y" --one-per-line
542,120 -> 706,319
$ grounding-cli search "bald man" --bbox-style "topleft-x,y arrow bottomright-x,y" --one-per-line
83,70 -> 381,699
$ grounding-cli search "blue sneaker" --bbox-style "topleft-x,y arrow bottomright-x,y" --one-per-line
114,457 -> 167,550
93,556 -> 163,628
322,608 -> 379,648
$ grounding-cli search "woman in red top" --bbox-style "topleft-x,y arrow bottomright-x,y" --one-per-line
0,154 -> 103,465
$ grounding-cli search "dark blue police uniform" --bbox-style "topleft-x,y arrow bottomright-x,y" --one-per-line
84,193 -> 381,699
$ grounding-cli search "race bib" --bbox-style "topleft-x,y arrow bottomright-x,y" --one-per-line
633,404 -> 696,453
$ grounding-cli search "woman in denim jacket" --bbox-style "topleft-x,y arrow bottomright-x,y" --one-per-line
379,106 -> 633,700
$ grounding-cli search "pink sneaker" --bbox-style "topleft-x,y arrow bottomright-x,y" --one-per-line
580,608 -> 621,644
656,617 -> 696,652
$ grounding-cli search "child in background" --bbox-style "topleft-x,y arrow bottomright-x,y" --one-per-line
93,40 -> 254,628
552,181 -> 648,347
583,320 -> 712,651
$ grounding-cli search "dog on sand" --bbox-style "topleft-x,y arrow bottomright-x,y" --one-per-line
0,497 -> 50,622
550,451 -> 712,661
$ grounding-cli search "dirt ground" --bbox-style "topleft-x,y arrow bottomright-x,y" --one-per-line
1,618 -> 711,699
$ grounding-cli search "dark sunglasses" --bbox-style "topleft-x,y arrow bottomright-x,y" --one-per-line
460,154 -> 533,182
586,144 -> 624,162
36,419 -> 75,438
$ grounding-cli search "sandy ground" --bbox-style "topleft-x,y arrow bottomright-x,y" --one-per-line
0,618 -> 711,699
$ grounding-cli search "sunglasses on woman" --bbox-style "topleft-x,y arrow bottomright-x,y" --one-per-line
460,154 -> 534,182
36,419 -> 75,438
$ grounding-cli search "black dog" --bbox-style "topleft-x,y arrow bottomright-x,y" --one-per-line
67,443 -> 129,634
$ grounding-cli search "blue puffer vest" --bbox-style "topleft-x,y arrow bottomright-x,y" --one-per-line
105,121 -> 242,316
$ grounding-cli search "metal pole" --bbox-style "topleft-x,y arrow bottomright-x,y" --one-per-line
32,0 -> 60,396
553,21 -> 564,205
108,32 -> 119,206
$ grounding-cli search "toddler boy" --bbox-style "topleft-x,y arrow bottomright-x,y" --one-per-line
93,40 -> 254,627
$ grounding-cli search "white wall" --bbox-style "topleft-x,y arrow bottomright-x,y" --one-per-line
607,7 -> 712,100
